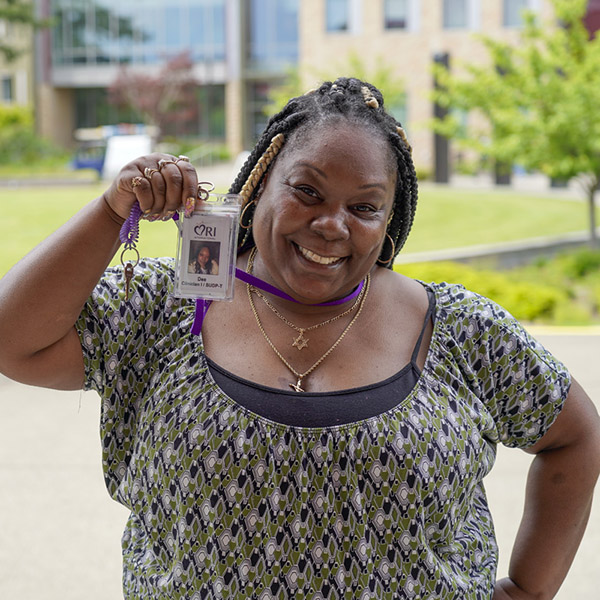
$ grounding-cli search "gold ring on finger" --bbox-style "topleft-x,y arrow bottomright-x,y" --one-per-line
176,155 -> 190,163
131,176 -> 144,189
144,167 -> 159,179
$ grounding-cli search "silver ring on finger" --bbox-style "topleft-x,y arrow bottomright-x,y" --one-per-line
144,167 -> 159,179
176,155 -> 190,163
197,181 -> 215,201
157,158 -> 177,170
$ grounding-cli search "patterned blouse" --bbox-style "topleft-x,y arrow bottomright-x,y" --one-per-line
76,259 -> 571,600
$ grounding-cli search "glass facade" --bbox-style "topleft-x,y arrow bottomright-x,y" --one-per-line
45,0 -> 300,149
443,0 -> 468,29
75,88 -> 140,128
384,0 -> 409,30
74,85 -> 225,139
247,80 -> 273,143
50,0 -> 226,66
247,0 -> 298,71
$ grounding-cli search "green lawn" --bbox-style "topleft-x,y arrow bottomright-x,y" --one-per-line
0,182 -> 597,277
401,185 -> 597,253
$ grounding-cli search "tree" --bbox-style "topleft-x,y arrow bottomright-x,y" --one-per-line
265,52 -> 406,121
0,0 -> 50,62
432,0 -> 600,245
108,52 -> 199,141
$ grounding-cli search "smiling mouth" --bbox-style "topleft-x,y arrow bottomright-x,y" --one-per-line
297,244 -> 346,266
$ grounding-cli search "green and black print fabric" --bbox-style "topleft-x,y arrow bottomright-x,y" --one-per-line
76,259 -> 571,600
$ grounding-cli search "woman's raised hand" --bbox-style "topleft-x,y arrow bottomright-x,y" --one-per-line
102,153 -> 200,221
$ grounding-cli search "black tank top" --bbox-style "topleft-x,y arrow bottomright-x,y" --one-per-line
206,290 -> 435,427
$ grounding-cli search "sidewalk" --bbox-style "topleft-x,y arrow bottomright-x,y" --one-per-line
0,332 -> 598,599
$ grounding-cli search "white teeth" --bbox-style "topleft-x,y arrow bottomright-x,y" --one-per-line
298,245 -> 343,265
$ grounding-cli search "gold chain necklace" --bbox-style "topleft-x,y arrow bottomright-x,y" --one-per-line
250,269 -> 365,351
246,257 -> 370,392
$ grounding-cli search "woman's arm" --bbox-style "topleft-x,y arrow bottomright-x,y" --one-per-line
493,379 -> 600,600
0,154 -> 198,390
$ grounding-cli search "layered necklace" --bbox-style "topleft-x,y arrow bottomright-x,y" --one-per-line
246,248 -> 370,392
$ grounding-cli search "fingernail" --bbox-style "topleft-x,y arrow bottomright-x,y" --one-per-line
184,197 -> 196,217
143,208 -> 152,215
148,215 -> 160,222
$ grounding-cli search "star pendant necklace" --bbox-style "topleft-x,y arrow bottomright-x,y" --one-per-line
251,283 -> 365,351
246,248 -> 370,392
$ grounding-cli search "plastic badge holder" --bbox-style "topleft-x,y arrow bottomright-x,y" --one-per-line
174,193 -> 241,301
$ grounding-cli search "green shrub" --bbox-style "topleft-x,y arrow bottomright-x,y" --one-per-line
0,105 -> 33,128
0,123 -> 68,165
553,248 -> 600,279
395,261 -> 567,323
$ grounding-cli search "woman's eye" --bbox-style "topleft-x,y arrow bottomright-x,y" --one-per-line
352,204 -> 377,214
295,185 -> 319,199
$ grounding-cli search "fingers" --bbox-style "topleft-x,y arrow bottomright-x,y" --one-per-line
129,154 -> 199,221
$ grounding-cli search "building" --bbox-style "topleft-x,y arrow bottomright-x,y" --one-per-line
29,1 -> 597,174
34,0 -> 299,154
298,0 -> 559,174
0,17 -> 34,108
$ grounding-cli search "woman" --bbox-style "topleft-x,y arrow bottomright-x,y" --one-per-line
0,78 -> 598,599
188,243 -> 219,275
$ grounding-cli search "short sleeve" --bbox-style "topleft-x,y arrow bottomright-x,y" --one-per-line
439,285 -> 572,449
74,258 -> 193,498
75,258 -> 180,398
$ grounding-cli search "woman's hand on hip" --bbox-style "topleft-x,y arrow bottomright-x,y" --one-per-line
103,153 -> 199,221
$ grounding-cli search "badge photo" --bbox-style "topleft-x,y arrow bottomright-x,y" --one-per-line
174,193 -> 241,301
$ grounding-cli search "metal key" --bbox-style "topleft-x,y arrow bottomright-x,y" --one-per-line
124,262 -> 134,300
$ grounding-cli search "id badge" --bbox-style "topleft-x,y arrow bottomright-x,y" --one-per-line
174,193 -> 241,301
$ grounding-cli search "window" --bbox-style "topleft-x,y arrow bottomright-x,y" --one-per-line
443,0 -> 468,29
50,0 -> 226,66
326,0 -> 349,31
248,0 -> 298,71
1,76 -> 13,102
503,0 -> 529,27
384,0 -> 408,29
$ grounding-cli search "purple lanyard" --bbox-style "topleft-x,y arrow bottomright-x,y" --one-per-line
119,205 -> 364,336
191,269 -> 365,336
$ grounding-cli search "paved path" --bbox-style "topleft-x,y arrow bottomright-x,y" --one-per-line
0,332 -> 598,599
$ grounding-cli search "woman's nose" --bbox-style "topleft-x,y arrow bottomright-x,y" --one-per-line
310,208 -> 350,241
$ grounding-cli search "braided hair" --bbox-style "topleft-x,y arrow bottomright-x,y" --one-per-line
229,77 -> 418,268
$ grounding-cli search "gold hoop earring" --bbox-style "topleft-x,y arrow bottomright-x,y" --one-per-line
239,200 -> 256,230
379,233 -> 396,265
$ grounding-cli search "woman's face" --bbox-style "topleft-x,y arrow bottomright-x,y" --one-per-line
197,247 -> 210,267
251,121 -> 397,303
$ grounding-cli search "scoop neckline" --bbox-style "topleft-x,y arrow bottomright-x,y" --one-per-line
195,282 -> 441,431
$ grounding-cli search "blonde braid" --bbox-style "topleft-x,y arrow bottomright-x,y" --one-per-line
239,133 -> 285,205
396,126 -> 412,153
361,85 -> 379,109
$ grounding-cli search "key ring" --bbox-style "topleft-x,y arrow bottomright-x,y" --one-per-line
197,181 -> 215,201
120,246 -> 140,267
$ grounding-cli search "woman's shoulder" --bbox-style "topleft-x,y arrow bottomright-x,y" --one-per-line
376,269 -> 492,315
384,269 -> 517,333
